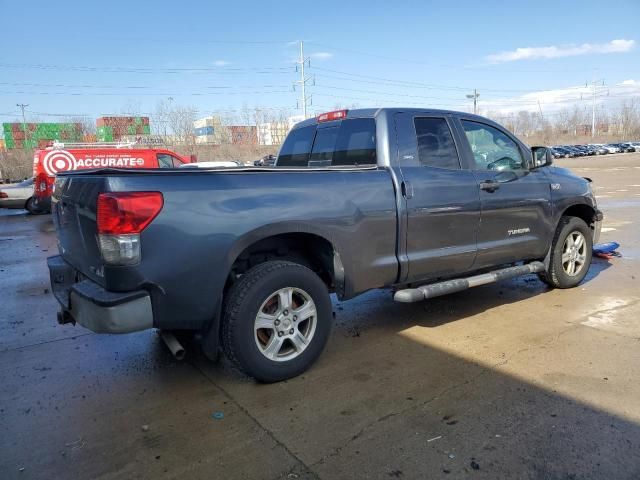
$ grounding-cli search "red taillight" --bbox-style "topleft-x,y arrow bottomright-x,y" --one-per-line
317,109 -> 348,123
34,173 -> 52,198
0,191 -> 8,199
97,192 -> 163,235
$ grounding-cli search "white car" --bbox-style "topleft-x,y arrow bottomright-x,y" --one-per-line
0,178 -> 40,213
179,160 -> 243,168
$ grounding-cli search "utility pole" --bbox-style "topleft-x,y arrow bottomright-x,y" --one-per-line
294,40 -> 313,118
466,90 -> 479,114
587,80 -> 607,138
16,103 -> 29,146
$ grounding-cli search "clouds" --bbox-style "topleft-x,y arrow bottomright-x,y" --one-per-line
480,79 -> 640,115
213,60 -> 229,66
485,39 -> 635,64
309,52 -> 333,60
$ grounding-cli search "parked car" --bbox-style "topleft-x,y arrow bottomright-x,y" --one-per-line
180,160 -> 243,168
616,143 -> 636,153
629,142 -> 640,152
603,144 -> 622,154
562,146 -> 585,157
32,142 -> 195,213
551,147 -> 570,158
0,178 -> 41,214
588,144 -> 609,155
48,108 -> 602,382
254,154 -> 277,166
572,145 -> 594,156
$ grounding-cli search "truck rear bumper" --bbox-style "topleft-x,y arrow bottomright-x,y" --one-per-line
47,255 -> 153,333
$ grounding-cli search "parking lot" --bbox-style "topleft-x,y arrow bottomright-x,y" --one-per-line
1,153 -> 639,479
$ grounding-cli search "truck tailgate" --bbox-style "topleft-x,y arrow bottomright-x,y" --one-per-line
53,176 -> 108,286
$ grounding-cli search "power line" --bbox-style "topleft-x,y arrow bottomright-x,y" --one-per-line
0,62 -> 294,74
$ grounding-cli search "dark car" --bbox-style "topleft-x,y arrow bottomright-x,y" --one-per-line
551,147 -> 571,158
617,143 -> 636,153
254,154 -> 277,166
48,108 -> 602,382
562,146 -> 585,157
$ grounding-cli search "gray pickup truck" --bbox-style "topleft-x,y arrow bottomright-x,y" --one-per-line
48,108 -> 602,382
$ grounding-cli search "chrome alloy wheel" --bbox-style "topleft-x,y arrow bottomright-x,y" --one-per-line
562,231 -> 587,276
254,287 -> 317,362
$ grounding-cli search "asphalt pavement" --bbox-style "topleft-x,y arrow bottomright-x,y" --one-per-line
1,154 -> 639,479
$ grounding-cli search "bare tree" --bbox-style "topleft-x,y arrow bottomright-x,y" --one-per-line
167,105 -> 198,150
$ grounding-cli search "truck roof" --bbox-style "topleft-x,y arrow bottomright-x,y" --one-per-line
292,107 -> 492,130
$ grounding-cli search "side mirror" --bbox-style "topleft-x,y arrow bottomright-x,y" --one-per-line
531,146 -> 553,168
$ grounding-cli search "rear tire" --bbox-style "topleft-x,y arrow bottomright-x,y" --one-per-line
221,261 -> 332,382
539,216 -> 592,289
25,197 -> 43,215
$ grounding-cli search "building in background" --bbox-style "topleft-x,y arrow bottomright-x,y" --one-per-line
96,117 -> 150,142
2,123 -> 82,149
230,126 -> 257,145
194,116 -> 226,144
257,115 -> 304,146
194,117 -> 258,145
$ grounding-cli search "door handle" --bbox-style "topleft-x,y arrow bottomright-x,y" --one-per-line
480,180 -> 500,192
401,180 -> 414,199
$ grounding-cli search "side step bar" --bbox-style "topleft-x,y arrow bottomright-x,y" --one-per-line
393,261 -> 545,303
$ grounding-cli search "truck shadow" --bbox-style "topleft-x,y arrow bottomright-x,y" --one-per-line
193,270 -> 640,479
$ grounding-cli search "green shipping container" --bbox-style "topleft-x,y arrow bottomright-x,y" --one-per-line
127,125 -> 137,135
5,137 -> 15,149
142,125 -> 151,134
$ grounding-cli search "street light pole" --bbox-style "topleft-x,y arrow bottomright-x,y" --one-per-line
466,90 -> 479,114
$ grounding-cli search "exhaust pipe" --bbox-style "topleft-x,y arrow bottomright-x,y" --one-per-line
159,331 -> 186,361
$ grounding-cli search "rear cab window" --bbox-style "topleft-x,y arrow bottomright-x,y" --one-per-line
277,118 -> 376,167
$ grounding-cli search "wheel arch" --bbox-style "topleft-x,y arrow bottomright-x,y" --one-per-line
225,225 -> 345,298
560,203 -> 598,233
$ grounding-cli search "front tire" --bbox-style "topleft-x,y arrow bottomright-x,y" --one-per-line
222,261 -> 332,382
539,216 -> 592,289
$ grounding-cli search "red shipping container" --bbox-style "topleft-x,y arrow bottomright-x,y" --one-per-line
12,131 -> 25,140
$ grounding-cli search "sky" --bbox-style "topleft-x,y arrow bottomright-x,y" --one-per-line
1,0 -> 640,129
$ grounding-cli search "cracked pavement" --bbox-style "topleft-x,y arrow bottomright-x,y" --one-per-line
1,153 -> 640,479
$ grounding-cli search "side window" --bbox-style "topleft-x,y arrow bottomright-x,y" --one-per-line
157,154 -> 173,168
461,120 -> 525,171
413,117 -> 460,169
171,156 -> 184,167
277,125 -> 315,167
